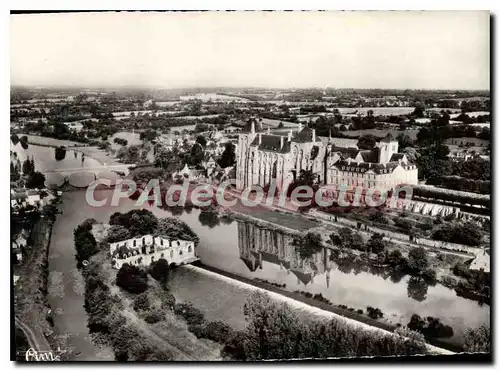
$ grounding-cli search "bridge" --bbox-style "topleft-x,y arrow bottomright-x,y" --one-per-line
44,164 -> 136,177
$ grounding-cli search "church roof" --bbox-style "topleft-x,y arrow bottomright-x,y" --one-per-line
250,134 -> 291,153
317,136 -> 359,148
390,153 -> 405,162
261,251 -> 281,265
360,149 -> 379,163
291,269 -> 313,286
240,257 -> 258,272
330,147 -> 360,159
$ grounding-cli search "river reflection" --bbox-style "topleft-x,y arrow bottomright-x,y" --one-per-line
160,206 -> 489,343
10,142 -> 101,173
44,188 -> 489,346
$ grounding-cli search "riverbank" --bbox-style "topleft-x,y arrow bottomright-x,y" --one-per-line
191,262 -> 461,353
47,194 -> 114,361
225,209 -> 305,236
76,217 -> 223,361
31,187 -> 488,358
24,134 -> 121,166
14,217 -> 61,358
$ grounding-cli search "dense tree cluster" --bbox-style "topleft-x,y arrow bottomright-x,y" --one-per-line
431,222 -> 483,246
149,258 -> 170,286
407,314 -> 454,339
82,261 -> 173,361
54,146 -> 66,161
113,137 -> 128,146
74,219 -> 98,268
110,209 -> 158,236
116,263 -> 149,294
236,292 -> 428,360
293,232 -> 323,259
463,325 -> 490,353
218,142 -> 236,168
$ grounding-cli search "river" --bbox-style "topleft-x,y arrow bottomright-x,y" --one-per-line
51,188 -> 489,347
13,141 -> 489,358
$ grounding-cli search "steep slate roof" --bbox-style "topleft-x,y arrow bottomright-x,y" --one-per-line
291,269 -> 313,286
240,257 -> 258,272
360,149 -> 379,163
317,136 -> 359,148
261,251 -> 292,269
261,251 -> 281,265
282,260 -> 291,270
333,159 -> 402,174
390,153 -> 405,162
250,134 -> 291,153
330,147 -> 360,159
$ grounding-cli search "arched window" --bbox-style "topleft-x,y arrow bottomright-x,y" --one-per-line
142,237 -> 145,245
188,246 -> 192,253
170,250 -> 173,258
161,239 -> 164,246
133,240 -> 136,247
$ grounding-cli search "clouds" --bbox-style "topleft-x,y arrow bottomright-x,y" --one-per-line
10,11 -> 490,89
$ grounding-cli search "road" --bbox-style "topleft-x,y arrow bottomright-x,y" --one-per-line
206,183 -> 476,258
15,317 -> 52,356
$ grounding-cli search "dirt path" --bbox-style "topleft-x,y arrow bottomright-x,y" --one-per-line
15,317 -> 51,355
121,308 -> 194,361
101,251 -> 221,361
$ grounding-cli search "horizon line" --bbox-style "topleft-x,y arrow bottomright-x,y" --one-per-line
10,84 -> 491,93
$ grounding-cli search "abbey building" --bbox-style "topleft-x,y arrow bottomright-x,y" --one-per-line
236,123 -> 418,193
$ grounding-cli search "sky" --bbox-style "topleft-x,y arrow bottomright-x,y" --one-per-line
10,11 -> 490,90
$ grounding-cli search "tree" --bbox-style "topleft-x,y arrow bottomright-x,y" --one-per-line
396,134 -> 413,150
26,171 -> 45,189
74,222 -> 98,267
110,210 -> 158,236
196,135 -> 207,148
412,105 -> 425,118
22,158 -> 35,176
357,134 -> 378,150
189,142 -> 205,167
11,134 -> 20,145
198,207 -> 220,229
144,310 -> 165,324
149,258 -> 170,285
387,249 -> 405,267
407,277 -> 428,302
431,221 -> 482,246
367,233 -> 385,254
116,263 -> 148,294
106,225 -> 131,243
407,247 -> 430,275
218,142 -> 236,168
140,130 -> 158,141
10,161 -> 20,182
294,232 -> 322,259
394,217 -> 414,233
241,291 -> 427,360
133,292 -> 150,312
160,291 -> 176,309
55,146 -> 67,161
464,325 -> 490,353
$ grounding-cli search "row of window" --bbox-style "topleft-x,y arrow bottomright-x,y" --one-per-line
124,238 -> 189,248
117,246 -> 192,261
